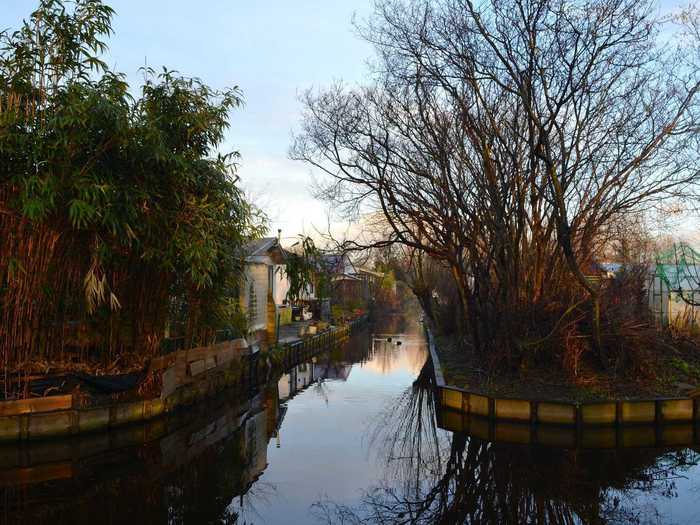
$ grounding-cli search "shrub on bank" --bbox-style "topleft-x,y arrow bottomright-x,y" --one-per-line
0,0 -> 263,397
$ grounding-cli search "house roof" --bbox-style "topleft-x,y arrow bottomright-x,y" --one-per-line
319,253 -> 357,275
595,262 -> 622,275
244,237 -> 279,257
332,273 -> 362,282
243,237 -> 286,264
319,254 -> 344,272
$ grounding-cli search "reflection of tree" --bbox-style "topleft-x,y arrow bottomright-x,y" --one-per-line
372,312 -> 422,339
367,363 -> 445,491
315,361 -> 700,525
367,310 -> 428,375
226,480 -> 278,524
160,433 -> 276,525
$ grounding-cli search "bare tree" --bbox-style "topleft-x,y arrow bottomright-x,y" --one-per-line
292,0 -> 700,366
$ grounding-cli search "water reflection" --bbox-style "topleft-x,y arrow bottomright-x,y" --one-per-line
0,314 -> 426,524
1,312 -> 700,524
315,360 -> 700,525
1,387 -> 278,524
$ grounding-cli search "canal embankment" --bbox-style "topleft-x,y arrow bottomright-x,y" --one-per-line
428,328 -> 700,448
0,315 -> 368,442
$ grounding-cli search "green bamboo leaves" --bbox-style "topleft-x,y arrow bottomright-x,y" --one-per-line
0,0 -> 263,378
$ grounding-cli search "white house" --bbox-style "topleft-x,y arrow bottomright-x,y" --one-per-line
241,237 -> 290,343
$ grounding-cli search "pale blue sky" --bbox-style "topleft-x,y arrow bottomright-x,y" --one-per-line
3,1 -> 693,242
2,0 -> 374,239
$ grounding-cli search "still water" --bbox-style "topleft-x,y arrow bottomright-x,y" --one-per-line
1,311 -> 700,524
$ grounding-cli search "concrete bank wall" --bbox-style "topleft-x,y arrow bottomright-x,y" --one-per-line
0,316 -> 367,442
428,330 -> 699,429
0,337 -> 246,442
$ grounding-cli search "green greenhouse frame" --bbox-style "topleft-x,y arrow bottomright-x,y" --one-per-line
648,243 -> 700,327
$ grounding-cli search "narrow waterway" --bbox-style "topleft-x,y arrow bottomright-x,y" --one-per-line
2,309 -> 700,524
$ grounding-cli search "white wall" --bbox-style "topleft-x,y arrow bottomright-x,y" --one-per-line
273,264 -> 290,305
243,263 -> 269,332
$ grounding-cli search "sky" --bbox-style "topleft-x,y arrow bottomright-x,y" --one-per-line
3,1 -> 697,245
2,0 -> 375,243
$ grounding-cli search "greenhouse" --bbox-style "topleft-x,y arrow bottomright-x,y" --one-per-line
648,243 -> 700,327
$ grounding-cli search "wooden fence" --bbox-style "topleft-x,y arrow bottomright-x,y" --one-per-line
273,314 -> 367,370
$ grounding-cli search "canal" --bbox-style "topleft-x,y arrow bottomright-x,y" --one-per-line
1,310 -> 700,524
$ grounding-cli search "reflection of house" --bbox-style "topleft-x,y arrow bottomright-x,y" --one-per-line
241,237 -> 291,346
277,362 -> 315,402
241,408 -> 269,486
312,362 -> 352,381
277,370 -> 291,401
277,360 -> 353,402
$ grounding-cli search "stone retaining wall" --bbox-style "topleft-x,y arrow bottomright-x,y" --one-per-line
0,390 -> 262,487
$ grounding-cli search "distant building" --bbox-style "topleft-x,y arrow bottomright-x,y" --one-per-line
292,252 -> 359,317
354,266 -> 385,294
241,237 -> 290,346
314,252 -> 357,304
281,249 -> 385,316
328,260 -> 384,309
582,260 -> 620,288
319,253 -> 356,276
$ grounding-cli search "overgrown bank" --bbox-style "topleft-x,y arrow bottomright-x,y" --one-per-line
0,0 -> 263,399
434,333 -> 700,402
